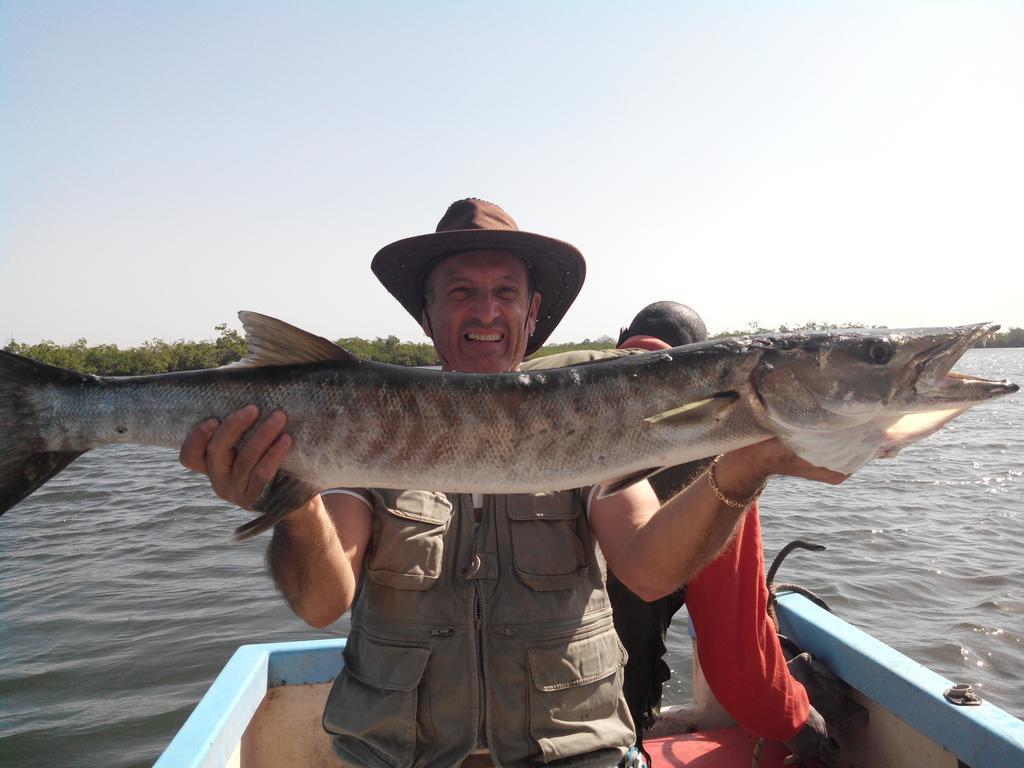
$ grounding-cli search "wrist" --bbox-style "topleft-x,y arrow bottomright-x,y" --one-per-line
710,449 -> 771,504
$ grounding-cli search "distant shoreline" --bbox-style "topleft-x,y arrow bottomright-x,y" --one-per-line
4,325 -> 1021,376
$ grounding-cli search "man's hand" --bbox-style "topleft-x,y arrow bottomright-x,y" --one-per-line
715,438 -> 849,501
755,439 -> 849,484
179,409 -> 372,627
178,405 -> 293,509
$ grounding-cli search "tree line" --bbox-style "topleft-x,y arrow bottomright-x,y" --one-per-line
1,325 -> 441,374
4,323 -> 1021,375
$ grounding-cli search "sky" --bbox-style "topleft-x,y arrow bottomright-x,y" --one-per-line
2,1 -> 1022,348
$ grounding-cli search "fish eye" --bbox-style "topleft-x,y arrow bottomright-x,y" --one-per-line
865,340 -> 894,365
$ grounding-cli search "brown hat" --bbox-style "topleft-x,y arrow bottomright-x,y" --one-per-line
371,198 -> 586,355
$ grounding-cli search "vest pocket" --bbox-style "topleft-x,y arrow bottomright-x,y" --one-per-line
526,628 -> 631,762
323,630 -> 432,768
508,493 -> 588,591
367,490 -> 453,590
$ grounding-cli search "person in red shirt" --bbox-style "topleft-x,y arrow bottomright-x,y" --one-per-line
612,302 -> 829,763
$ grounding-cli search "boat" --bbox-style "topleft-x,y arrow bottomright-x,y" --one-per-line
154,591 -> 1024,768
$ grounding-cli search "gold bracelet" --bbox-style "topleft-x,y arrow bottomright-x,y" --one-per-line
706,454 -> 767,509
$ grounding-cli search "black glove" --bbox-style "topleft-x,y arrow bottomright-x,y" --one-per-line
783,704 -> 836,765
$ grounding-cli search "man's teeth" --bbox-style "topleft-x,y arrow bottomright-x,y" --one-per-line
467,333 -> 502,342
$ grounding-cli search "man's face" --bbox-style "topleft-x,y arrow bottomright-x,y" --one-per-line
421,250 -> 542,373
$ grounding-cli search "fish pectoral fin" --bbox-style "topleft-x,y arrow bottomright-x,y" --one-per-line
644,392 -> 739,426
596,467 -> 665,499
236,311 -> 356,367
233,472 -> 321,541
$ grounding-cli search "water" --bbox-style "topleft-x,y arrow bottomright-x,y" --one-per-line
1,349 -> 1021,767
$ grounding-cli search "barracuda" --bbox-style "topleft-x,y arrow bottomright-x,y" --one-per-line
0,312 -> 1016,539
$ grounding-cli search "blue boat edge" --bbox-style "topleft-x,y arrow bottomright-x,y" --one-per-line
154,638 -> 346,768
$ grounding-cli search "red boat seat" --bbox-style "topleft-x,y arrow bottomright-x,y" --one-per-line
645,726 -> 821,767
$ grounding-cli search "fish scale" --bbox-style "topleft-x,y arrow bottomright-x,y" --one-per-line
0,312 -> 1016,539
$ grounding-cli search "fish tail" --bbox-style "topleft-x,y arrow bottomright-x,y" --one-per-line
0,350 -> 88,516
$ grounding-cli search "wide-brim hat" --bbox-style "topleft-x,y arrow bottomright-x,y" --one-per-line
371,198 -> 586,356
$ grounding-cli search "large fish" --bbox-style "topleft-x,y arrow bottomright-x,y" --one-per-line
0,312 -> 1016,538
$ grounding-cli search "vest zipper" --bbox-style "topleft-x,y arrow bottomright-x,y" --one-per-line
470,514 -> 487,750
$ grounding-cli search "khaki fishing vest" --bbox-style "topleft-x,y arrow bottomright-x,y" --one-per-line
323,489 -> 635,768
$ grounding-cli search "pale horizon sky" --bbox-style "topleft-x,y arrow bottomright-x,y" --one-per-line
2,2 -> 1022,348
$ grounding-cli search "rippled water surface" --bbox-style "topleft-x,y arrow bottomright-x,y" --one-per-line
1,349 -> 1021,767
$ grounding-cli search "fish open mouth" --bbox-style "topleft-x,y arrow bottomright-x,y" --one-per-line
881,323 -> 1017,453
914,323 -> 1016,401
880,323 -> 1015,454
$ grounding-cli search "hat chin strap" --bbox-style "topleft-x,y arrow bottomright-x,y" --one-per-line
517,286 -> 538,364
422,311 -> 452,370
525,285 -> 537,339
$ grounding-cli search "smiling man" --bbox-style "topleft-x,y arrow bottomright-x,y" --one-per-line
418,249 -> 540,373
179,198 -> 847,768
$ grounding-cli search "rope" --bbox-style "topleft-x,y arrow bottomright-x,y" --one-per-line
766,540 -> 825,587
771,582 -> 831,613
765,540 -> 830,631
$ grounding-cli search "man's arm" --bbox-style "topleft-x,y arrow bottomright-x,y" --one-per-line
267,493 -> 371,627
590,438 -> 847,601
179,405 -> 371,628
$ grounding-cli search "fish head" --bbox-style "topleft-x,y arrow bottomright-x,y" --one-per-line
753,323 -> 1018,474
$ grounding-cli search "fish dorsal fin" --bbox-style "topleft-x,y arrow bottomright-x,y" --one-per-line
236,311 -> 355,366
596,466 -> 665,499
644,392 -> 738,426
